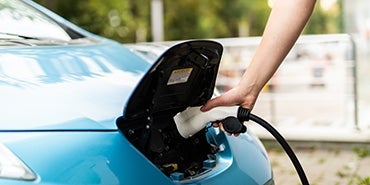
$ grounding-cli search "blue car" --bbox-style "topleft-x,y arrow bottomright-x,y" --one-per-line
0,0 -> 273,184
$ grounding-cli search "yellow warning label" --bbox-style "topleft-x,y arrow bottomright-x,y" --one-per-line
167,68 -> 193,85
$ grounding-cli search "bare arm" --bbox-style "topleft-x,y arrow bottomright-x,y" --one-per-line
201,0 -> 316,111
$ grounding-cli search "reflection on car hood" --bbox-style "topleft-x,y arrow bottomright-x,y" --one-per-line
0,40 -> 150,130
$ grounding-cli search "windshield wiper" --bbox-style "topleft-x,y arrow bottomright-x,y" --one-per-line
0,32 -> 42,40
0,32 -> 79,46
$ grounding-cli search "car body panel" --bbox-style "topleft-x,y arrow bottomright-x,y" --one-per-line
1,132 -> 174,185
0,130 -> 272,185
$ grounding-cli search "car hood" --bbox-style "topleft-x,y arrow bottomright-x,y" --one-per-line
118,40 -> 223,127
0,40 -> 150,130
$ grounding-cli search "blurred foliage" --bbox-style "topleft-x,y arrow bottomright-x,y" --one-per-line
34,0 -> 343,43
304,0 -> 343,34
163,0 -> 270,39
35,0 -> 150,42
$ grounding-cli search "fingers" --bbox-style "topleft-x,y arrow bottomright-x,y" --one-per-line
200,96 -> 224,112
201,87 -> 246,112
201,93 -> 238,112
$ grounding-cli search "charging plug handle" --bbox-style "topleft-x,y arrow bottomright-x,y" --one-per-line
221,107 -> 250,134
237,106 -> 251,122
222,116 -> 247,133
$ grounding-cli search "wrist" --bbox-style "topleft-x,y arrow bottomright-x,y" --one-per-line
239,69 -> 264,97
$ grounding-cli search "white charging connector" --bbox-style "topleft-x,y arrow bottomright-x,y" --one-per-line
173,106 -> 239,138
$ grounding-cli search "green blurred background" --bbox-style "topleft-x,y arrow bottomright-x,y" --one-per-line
34,0 -> 343,43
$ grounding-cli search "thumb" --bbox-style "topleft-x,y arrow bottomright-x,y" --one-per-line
200,96 -> 225,112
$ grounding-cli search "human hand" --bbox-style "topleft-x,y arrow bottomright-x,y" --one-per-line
201,85 -> 256,137
200,85 -> 257,112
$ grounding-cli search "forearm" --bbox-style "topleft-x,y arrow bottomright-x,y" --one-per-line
240,0 -> 316,96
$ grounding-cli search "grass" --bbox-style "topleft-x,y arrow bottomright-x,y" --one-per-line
353,147 -> 370,158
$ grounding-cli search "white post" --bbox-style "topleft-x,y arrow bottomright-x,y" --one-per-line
151,0 -> 164,41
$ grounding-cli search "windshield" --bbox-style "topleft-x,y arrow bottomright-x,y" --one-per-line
0,0 -> 71,41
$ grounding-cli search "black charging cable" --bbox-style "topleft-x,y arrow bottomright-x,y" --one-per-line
222,107 -> 310,185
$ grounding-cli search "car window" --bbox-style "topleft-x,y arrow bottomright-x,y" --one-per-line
0,0 -> 71,41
